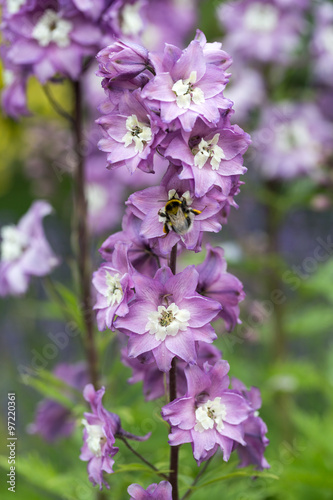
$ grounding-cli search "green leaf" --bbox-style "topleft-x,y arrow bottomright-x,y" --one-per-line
191,469 -> 279,490
22,374 -> 76,410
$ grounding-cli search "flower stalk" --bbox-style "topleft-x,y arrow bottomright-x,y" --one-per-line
72,80 -> 98,389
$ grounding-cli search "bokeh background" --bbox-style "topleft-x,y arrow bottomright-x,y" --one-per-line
1,0 -> 333,499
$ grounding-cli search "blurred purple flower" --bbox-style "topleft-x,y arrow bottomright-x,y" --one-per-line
28,362 -> 89,443
0,200 -> 59,296
252,101 -> 333,180
128,481 -> 172,500
218,0 -> 308,65
311,1 -> 333,86
196,244 -> 245,332
231,378 -> 270,470
2,2 -> 103,83
162,361 -> 251,465
116,266 -> 220,372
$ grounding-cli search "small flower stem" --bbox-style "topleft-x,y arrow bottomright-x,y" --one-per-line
118,436 -> 169,480
169,243 -> 179,500
42,83 -> 74,125
72,79 -> 99,389
180,457 -> 213,500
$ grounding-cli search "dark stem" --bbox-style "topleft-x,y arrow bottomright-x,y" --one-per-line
72,80 -> 98,388
180,457 -> 213,500
118,436 -> 168,480
169,244 -> 177,275
169,243 -> 179,500
43,83 -> 74,124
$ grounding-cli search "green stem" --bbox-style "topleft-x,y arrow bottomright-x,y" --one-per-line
72,80 -> 99,389
118,436 -> 169,480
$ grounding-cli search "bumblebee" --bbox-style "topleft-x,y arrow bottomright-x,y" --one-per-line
158,191 -> 202,236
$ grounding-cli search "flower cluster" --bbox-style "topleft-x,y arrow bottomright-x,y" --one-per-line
87,30 -> 268,492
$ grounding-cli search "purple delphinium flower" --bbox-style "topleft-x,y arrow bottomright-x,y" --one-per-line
128,481 -> 172,500
127,164 -> 228,256
218,0 -> 308,65
99,210 -> 166,277
116,266 -> 221,372
81,383 -> 150,489
194,30 -> 232,72
28,362 -> 89,442
164,115 -> 250,197
162,361 -> 251,465
98,89 -> 163,173
121,343 -> 222,401
92,242 -> 135,331
0,200 -> 59,296
2,1 -> 103,83
231,378 -> 270,470
96,39 -> 150,81
141,36 -> 232,132
102,0 -> 148,40
80,384 -> 119,490
251,101 -> 333,180
0,47 -> 30,119
311,1 -> 333,86
196,244 -> 245,332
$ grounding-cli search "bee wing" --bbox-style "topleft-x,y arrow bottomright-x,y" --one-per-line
169,209 -> 192,235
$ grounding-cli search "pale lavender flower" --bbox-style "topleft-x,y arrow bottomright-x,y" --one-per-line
196,244 -> 245,332
116,266 -> 221,372
141,35 -> 232,131
3,2 -> 103,83
164,115 -> 250,197
97,90 -> 163,173
127,164 -> 228,256
231,378 -> 270,470
81,383 -> 150,489
0,201 -> 59,296
80,384 -> 119,490
162,361 -> 251,465
92,242 -> 135,331
218,0 -> 308,65
28,362 -> 89,442
128,481 -> 172,500
102,0 -> 148,40
252,102 -> 333,180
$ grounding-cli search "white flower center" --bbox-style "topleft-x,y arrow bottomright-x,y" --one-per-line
3,70 -> 15,86
86,183 -> 109,216
194,397 -> 227,433
1,225 -> 28,262
244,3 -> 278,33
145,303 -> 190,341
105,272 -> 123,307
275,120 -> 313,153
172,71 -> 205,109
321,26 -> 333,55
121,2 -> 144,36
7,0 -> 26,14
32,10 -> 72,48
192,134 -> 226,170
122,115 -> 152,153
82,419 -> 106,457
